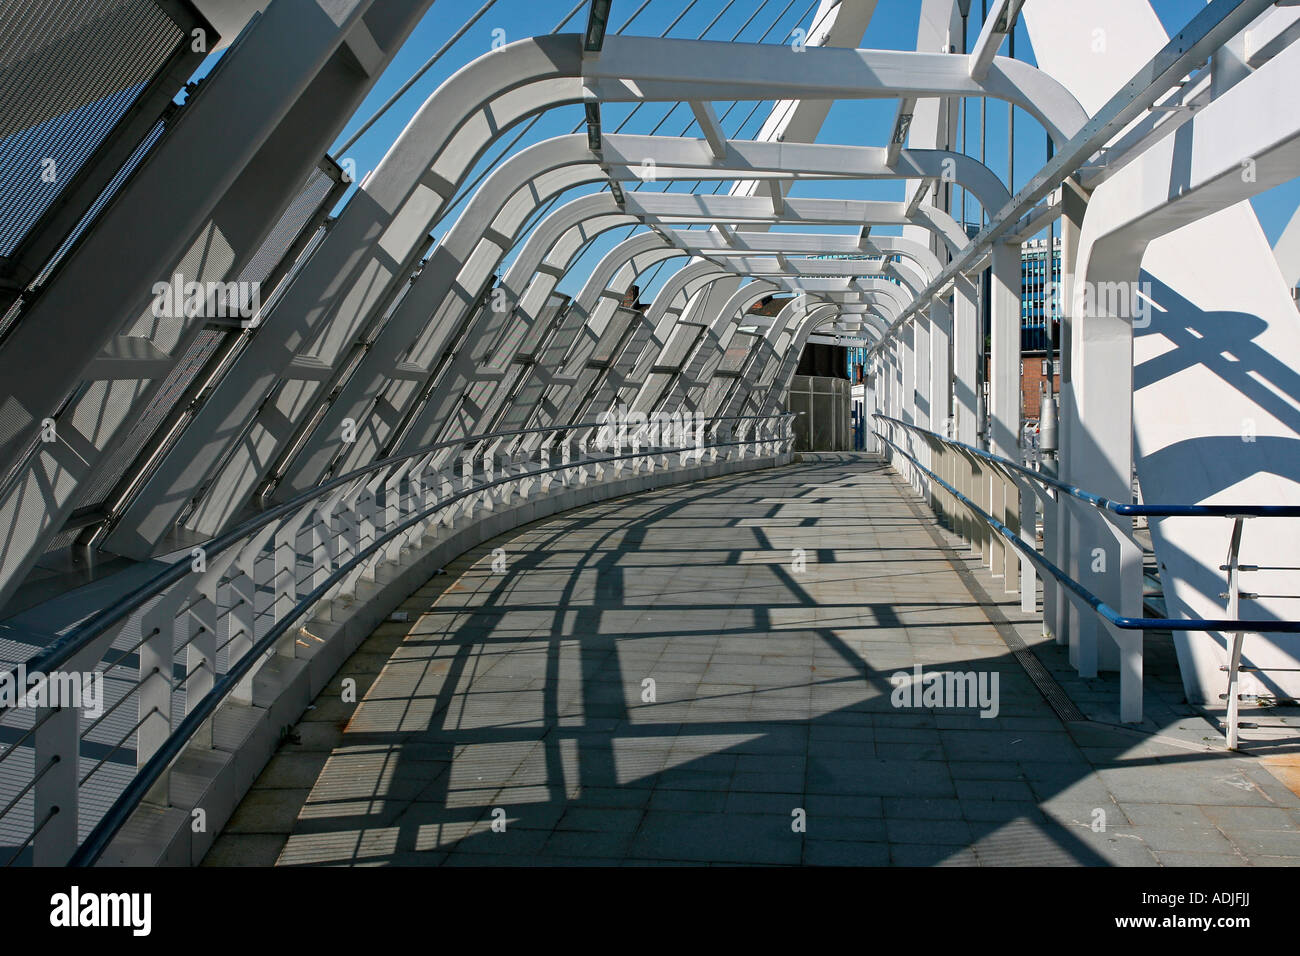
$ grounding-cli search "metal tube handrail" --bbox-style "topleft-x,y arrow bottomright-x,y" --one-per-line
872,428 -> 1300,635
873,414 -> 1300,519
67,423 -> 790,865
5,412 -> 788,684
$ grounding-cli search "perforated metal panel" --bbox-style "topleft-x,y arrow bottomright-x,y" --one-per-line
718,333 -> 758,374
588,306 -> 639,365
47,165 -> 341,548
514,292 -> 570,362
70,329 -> 223,513
28,121 -> 167,294
0,1 -> 188,261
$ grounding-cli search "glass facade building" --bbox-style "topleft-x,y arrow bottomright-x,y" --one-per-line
1021,236 -> 1062,352
840,236 -> 1063,378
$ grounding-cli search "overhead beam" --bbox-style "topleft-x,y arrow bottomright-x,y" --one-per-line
885,96 -> 916,166
623,194 -> 969,252
905,177 -> 935,218
689,100 -> 728,158
1245,5 -> 1300,68
713,223 -> 738,246
970,0 -> 1024,82
585,37 -> 1088,145
874,0 -> 1278,351
601,135 -> 1013,212
763,178 -> 787,216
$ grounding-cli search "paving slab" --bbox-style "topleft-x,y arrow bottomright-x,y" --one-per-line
205,456 -> 1300,866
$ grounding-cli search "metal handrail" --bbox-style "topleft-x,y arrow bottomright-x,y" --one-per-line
871,425 -> 1300,636
65,421 -> 791,865
3,412 -> 782,686
873,414 -> 1300,519
0,412 -> 791,856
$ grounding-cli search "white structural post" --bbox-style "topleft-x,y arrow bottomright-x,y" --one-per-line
900,324 -> 916,486
1051,179 -> 1086,647
989,241 -> 1023,590
929,295 -> 954,440
953,278 -> 980,446
913,313 -> 931,497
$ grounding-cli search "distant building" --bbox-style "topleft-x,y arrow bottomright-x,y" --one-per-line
1021,236 -> 1061,351
1019,349 -> 1061,422
840,237 -> 1062,419
620,284 -> 645,311
746,294 -> 787,317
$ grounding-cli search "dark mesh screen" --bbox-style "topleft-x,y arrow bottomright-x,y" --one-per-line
719,333 -> 758,373
0,1 -> 187,258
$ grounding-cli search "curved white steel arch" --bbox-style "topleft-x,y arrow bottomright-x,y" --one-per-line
228,27 -> 1071,522
586,36 -> 1088,146
37,26 -> 1088,579
119,123 -> 993,541
713,301 -> 846,423
600,136 -> 1013,212
273,139 -> 620,495
574,259 -> 737,426
488,233 -> 688,441
638,280 -> 788,416
1060,28 -> 1300,704
267,132 -> 1004,497
399,213 -> 948,464
374,204 -> 641,472
379,138 -> 1003,459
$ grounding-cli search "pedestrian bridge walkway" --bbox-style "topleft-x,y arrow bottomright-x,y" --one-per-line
205,457 -> 1300,867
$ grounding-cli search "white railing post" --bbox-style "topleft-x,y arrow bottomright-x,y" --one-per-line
137,587 -> 185,808
32,627 -> 106,866
1223,517 -> 1247,749
332,482 -> 364,600
1017,476 -> 1037,612
440,469 -> 456,526
183,582 -> 217,750
225,570 -> 256,704
482,450 -> 495,506
358,479 -> 383,582
32,700 -> 79,865
381,464 -> 409,563
460,451 -> 478,522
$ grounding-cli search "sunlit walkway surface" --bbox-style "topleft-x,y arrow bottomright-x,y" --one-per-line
207,458 -> 1300,866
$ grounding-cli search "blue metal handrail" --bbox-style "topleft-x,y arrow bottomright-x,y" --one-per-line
874,414 -> 1300,519
871,426 -> 1300,636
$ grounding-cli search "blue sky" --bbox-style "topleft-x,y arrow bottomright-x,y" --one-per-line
187,0 -> 1299,301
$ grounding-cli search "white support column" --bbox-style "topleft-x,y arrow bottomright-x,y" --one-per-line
989,241 -> 1022,590
1067,266 -> 1140,681
929,295 -> 953,440
913,313 -> 931,496
953,277 -> 979,446
1050,179 -> 1086,647
901,323 -> 916,427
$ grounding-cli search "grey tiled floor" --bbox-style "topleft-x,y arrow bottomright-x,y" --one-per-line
205,455 -> 1300,866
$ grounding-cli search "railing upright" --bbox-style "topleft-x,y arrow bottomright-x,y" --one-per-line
871,413 -> 1300,735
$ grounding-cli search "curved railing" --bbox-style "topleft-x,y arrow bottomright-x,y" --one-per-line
0,412 -> 793,866
872,413 -> 1300,743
